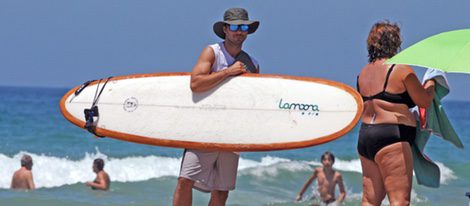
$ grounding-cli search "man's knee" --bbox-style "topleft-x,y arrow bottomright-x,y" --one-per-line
177,177 -> 194,188
212,190 -> 229,201
219,191 -> 229,200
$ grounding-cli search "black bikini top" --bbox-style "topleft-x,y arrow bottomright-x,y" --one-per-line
357,64 -> 416,108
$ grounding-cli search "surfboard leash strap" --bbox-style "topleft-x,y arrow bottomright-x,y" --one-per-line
84,76 -> 113,138
91,76 -> 113,107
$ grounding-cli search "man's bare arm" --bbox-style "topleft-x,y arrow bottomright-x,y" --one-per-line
296,170 -> 318,201
86,173 -> 108,190
336,173 -> 346,203
190,47 -> 247,92
27,172 -> 35,190
10,173 -> 15,189
86,181 -> 105,190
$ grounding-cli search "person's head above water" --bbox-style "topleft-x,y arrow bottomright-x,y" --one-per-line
93,158 -> 105,172
367,20 -> 402,63
321,151 -> 335,168
21,154 -> 33,170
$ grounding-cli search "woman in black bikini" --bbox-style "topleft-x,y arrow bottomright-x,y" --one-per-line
357,21 -> 436,206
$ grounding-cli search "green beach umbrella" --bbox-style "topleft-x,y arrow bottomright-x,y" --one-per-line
386,29 -> 470,74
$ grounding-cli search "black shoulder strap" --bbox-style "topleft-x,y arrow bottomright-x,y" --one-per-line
234,50 -> 257,73
383,64 -> 396,91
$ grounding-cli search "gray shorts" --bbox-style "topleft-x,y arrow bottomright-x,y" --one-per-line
179,149 -> 239,192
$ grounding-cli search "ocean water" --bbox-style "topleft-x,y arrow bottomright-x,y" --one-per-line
0,86 -> 469,206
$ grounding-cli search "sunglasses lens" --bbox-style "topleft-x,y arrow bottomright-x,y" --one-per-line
229,24 -> 239,32
228,24 -> 249,32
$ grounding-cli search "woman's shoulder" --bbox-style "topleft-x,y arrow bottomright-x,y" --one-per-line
393,64 -> 415,74
392,64 -> 418,80
357,64 -> 371,78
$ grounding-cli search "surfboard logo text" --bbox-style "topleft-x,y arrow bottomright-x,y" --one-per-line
123,97 -> 138,112
278,99 -> 319,116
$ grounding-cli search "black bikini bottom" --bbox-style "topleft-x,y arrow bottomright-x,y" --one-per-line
357,123 -> 416,161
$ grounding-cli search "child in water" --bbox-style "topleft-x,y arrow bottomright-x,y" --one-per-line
296,151 -> 346,206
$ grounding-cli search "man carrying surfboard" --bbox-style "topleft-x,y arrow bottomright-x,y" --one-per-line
172,8 -> 260,206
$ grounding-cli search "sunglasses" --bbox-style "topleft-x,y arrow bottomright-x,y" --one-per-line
227,24 -> 249,32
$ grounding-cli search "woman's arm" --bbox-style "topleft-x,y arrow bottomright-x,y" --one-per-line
401,66 -> 435,108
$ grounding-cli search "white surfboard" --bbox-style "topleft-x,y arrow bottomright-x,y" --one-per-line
60,73 -> 363,151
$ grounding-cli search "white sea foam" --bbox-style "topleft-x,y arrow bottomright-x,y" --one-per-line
0,152 -> 457,189
435,161 -> 457,184
0,151 -> 182,189
238,156 -> 310,178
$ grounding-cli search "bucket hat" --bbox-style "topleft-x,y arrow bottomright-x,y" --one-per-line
213,8 -> 259,39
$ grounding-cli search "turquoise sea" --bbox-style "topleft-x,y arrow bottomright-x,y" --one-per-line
0,86 -> 469,206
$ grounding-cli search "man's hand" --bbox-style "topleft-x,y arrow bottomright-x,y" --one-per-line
224,61 -> 247,76
295,194 -> 302,202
